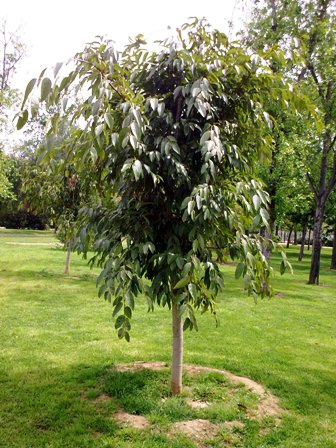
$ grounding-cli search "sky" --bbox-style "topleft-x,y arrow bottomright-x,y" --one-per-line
1,0 -> 246,91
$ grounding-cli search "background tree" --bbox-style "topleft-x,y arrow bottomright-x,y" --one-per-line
0,21 -> 25,132
245,0 -> 336,285
0,149 -> 14,201
21,20 -> 291,395
325,191 -> 336,269
0,22 -> 25,217
21,121 -> 95,274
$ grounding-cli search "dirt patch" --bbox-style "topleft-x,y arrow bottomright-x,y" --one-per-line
186,398 -> 209,409
110,361 -> 282,442
113,362 -> 282,420
92,393 -> 112,403
275,292 -> 285,298
172,419 -> 218,441
184,364 -> 282,420
114,361 -> 168,372
223,420 -> 245,430
114,410 -> 150,429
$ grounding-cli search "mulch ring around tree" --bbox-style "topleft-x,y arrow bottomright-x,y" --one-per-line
88,361 -> 284,446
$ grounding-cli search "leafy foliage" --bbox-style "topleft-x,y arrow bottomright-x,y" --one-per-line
244,0 -> 336,284
21,19 -> 292,341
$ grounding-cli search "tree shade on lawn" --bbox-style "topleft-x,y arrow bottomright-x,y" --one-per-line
19,19 -> 293,394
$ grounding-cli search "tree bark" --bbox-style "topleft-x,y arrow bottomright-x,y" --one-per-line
308,205 -> 325,285
294,230 -> 298,245
331,224 -> 336,270
298,222 -> 307,262
171,302 -> 183,395
261,227 -> 271,259
64,238 -> 74,276
286,227 -> 293,249
307,228 -> 311,250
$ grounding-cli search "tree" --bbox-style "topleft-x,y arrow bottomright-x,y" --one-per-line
20,20 -> 291,395
0,21 -> 25,130
325,191 -> 336,269
21,122 -> 93,275
0,149 -> 14,200
0,22 -> 25,205
245,0 -> 336,284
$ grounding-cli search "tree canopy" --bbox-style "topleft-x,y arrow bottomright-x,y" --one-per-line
20,19 -> 292,394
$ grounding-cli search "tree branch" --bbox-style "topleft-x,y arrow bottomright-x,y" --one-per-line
324,152 -> 336,200
75,57 -> 126,100
308,63 -> 324,99
306,172 -> 318,200
268,0 -> 278,31
330,133 -> 336,150
298,1 -> 329,84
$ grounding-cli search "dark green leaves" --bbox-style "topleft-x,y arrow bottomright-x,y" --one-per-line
235,262 -> 245,279
40,77 -> 52,101
22,78 -> 37,108
174,276 -> 190,290
17,110 -> 29,130
17,19 -> 290,344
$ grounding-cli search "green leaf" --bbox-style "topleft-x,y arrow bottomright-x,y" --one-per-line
124,306 -> 132,318
95,124 -> 104,137
181,197 -> 191,210
260,208 -> 269,226
17,110 -> 29,130
131,121 -> 141,140
104,113 -> 114,129
125,291 -> 135,309
132,160 -> 143,181
115,315 -> 125,329
112,301 -> 123,317
37,68 -> 47,86
157,102 -> 165,116
22,78 -> 37,109
130,135 -> 137,149
235,262 -> 245,279
150,98 -> 158,110
174,276 -> 190,289
40,78 -> 52,101
183,317 -> 191,331
252,194 -> 261,210
133,109 -> 142,127
188,283 -> 197,300
53,62 -> 63,78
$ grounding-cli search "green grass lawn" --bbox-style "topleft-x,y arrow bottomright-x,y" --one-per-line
0,231 -> 335,447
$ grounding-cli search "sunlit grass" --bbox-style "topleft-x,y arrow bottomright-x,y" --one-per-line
0,231 -> 335,447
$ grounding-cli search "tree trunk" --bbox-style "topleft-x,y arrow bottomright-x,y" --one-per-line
308,205 -> 325,285
294,230 -> 298,245
331,224 -> 336,270
298,222 -> 307,262
64,238 -> 74,276
307,229 -> 311,250
260,227 -> 271,259
286,228 -> 293,249
171,303 -> 183,395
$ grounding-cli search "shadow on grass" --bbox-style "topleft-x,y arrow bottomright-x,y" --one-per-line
1,358 -> 336,448
0,364 -> 195,447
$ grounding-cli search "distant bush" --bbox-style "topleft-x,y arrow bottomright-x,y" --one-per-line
0,210 -> 45,230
